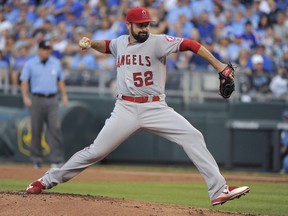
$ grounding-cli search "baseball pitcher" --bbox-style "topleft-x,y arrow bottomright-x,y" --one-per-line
26,7 -> 248,206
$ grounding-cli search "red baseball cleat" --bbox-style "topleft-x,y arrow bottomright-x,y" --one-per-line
26,179 -> 46,194
211,185 -> 250,206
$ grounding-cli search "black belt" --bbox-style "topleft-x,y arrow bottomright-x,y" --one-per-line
33,93 -> 56,98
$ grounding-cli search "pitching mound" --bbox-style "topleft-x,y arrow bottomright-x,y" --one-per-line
1,191 -> 249,216
2,164 -> 286,216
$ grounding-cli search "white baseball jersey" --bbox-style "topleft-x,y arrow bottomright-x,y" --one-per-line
109,34 -> 183,96
40,33 -> 227,202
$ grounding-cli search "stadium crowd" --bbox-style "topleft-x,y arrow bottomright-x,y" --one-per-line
0,0 -> 287,101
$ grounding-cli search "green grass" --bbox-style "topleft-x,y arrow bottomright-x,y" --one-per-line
1,179 -> 288,216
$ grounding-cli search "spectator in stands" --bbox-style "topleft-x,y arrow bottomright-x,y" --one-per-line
2,2 -> 20,24
230,11 -> 246,36
169,13 -> 194,38
249,54 -> 271,95
85,10 -> 101,34
262,27 -> 276,56
241,21 -> 258,49
285,7 -> 288,26
225,0 -> 246,14
0,49 -> 10,89
15,2 -> 37,27
10,44 -> 31,95
269,63 -> 288,99
195,11 -> 215,42
248,45 -> 275,73
3,34 -> 15,60
79,2 -> 94,24
273,11 -> 288,43
94,0 -> 110,20
109,10 -> 128,37
266,0 -> 281,24
280,110 -> 288,174
33,6 -> 56,29
259,0 -> 271,14
237,49 -> 251,74
49,30 -> 67,60
52,0 -> 84,24
190,38 -> 221,71
91,17 -> 117,81
276,0 -> 288,10
70,50 -> 98,70
281,51 -> 288,69
256,13 -> 272,44
166,52 -> 183,90
0,16 -> 12,50
62,10 -> 82,39
92,18 -> 117,40
190,0 -> 214,23
12,19 -> 29,43
219,11 -> 237,38
214,37 -> 230,63
106,0 -> 121,14
167,0 -> 192,25
65,26 -> 90,57
42,20 -> 56,41
244,3 -> 260,29
209,3 -> 224,26
28,29 -> 46,56
12,0 -> 34,23
14,28 -> 30,51
237,49 -> 253,102
269,36 -> 286,65
148,4 -> 168,34
227,34 -> 249,62
258,12 -> 272,30
214,22 -> 227,41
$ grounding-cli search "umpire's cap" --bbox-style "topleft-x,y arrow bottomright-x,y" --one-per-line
126,7 -> 155,23
38,40 -> 52,49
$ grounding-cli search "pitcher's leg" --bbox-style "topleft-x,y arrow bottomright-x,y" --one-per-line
143,105 -> 226,200
42,101 -> 140,188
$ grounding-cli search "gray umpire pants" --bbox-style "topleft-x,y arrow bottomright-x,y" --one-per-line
30,95 -> 64,164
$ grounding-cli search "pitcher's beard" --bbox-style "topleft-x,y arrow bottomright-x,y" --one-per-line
131,26 -> 149,43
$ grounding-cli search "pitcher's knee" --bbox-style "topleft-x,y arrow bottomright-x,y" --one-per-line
183,130 -> 206,148
191,130 -> 205,143
84,145 -> 109,163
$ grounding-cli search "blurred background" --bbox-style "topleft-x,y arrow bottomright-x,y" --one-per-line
0,0 -> 287,173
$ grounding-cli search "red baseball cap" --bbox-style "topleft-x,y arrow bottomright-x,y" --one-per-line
126,7 -> 155,23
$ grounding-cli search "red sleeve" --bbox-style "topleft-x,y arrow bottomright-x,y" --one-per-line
179,39 -> 201,53
104,40 -> 111,54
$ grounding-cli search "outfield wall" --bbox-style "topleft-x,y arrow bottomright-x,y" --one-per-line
0,93 -> 287,172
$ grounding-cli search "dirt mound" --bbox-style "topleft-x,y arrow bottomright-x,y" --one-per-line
0,191 -> 249,216
2,164 -> 284,216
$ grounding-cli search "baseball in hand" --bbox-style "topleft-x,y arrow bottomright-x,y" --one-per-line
79,38 -> 91,49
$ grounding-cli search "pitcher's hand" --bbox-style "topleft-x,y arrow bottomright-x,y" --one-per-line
79,37 -> 91,50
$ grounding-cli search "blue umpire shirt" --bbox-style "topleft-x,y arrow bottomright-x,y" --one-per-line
20,55 -> 65,95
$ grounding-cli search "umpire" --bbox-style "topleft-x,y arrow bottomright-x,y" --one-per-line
20,40 -> 68,169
